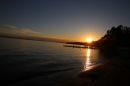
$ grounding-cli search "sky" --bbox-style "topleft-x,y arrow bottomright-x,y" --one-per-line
0,0 -> 130,42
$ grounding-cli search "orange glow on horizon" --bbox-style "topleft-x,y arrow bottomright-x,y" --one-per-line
86,38 -> 93,43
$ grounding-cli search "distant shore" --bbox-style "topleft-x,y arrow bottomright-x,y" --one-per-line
54,51 -> 129,86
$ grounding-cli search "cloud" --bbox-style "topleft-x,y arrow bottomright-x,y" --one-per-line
0,25 -> 43,35
0,25 -> 17,30
19,28 -> 43,35
0,25 -> 76,42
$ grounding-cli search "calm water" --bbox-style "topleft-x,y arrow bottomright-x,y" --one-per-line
0,37 -> 107,86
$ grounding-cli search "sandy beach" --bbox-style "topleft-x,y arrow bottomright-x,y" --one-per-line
54,51 -> 129,86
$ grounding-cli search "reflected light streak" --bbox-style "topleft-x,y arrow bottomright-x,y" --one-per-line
84,49 -> 92,71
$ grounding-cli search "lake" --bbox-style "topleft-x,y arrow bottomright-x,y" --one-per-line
0,37 -> 107,86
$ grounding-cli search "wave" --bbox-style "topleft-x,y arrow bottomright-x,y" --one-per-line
1,68 -> 75,85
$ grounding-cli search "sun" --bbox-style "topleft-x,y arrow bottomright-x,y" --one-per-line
86,38 -> 93,43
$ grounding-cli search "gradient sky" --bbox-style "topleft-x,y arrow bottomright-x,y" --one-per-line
0,0 -> 130,42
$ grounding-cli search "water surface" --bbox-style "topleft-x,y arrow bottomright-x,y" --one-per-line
0,37 -> 107,86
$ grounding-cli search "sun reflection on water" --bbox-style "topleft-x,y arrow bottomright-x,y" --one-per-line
84,49 -> 92,71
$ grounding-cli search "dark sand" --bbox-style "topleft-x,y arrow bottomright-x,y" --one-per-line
54,52 -> 130,86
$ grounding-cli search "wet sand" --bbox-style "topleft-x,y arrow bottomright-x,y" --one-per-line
54,53 -> 130,86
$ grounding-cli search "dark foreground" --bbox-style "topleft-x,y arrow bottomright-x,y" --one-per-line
54,51 -> 129,86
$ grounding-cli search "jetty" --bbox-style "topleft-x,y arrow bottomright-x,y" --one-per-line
63,42 -> 97,49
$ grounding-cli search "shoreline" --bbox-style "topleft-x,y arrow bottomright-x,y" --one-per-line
54,53 -> 129,86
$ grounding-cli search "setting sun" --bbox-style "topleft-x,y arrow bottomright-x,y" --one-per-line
86,38 -> 93,43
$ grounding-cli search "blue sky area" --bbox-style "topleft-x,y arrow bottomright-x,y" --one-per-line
0,0 -> 130,42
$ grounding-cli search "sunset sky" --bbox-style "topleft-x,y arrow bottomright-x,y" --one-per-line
0,0 -> 130,42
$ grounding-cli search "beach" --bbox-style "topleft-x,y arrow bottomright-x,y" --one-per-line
55,51 -> 129,86
0,37 -> 129,86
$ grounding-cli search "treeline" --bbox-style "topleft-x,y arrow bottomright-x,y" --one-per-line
96,25 -> 130,50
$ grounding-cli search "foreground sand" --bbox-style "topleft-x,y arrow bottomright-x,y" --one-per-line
54,53 -> 130,86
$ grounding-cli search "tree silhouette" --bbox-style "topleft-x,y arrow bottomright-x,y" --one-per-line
97,25 -> 130,50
